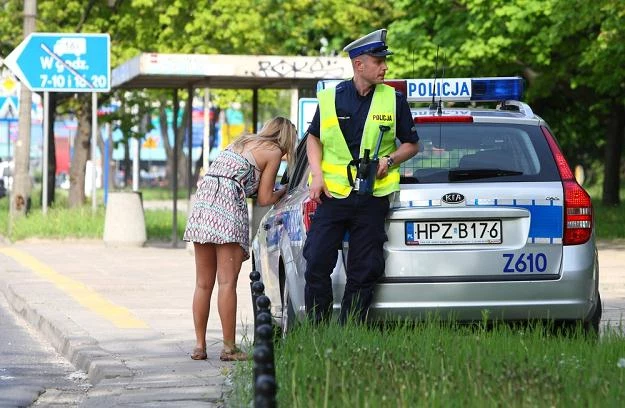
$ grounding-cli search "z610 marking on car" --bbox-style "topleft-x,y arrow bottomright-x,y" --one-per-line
502,253 -> 548,273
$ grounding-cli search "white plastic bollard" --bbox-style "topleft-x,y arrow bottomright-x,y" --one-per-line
103,192 -> 146,247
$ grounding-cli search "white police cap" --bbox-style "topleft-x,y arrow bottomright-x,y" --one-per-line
343,29 -> 393,59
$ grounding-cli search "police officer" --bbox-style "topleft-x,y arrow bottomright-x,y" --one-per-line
304,29 -> 420,324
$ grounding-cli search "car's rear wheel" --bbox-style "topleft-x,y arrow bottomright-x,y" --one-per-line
583,292 -> 602,334
554,291 -> 602,337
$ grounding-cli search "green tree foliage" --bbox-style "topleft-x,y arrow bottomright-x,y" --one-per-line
389,0 -> 624,204
1,0 -> 623,206
0,2 -> 23,56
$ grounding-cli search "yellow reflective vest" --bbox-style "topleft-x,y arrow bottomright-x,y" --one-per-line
318,83 -> 400,198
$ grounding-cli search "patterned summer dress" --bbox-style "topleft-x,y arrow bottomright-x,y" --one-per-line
183,148 -> 260,260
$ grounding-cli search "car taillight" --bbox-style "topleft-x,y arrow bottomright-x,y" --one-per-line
302,199 -> 318,232
542,126 -> 593,245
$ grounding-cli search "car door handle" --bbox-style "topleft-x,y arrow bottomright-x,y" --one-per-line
264,218 -> 284,230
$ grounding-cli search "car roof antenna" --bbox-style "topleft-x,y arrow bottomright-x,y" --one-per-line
429,45 -> 440,112
437,52 -> 446,116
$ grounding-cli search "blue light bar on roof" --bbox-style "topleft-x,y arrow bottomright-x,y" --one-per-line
315,77 -> 524,102
470,77 -> 524,101
403,77 -> 523,102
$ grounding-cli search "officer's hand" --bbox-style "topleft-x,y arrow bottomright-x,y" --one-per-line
376,158 -> 390,179
309,173 -> 331,204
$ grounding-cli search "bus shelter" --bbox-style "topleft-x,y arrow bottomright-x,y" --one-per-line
111,53 -> 352,244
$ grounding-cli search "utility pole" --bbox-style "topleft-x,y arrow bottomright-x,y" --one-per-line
10,0 -> 36,221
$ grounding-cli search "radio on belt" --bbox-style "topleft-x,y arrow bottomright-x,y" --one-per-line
347,124 -> 390,195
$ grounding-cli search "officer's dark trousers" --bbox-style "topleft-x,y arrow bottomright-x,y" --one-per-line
303,192 -> 389,324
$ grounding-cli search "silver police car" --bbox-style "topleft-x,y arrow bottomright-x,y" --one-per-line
251,77 -> 601,335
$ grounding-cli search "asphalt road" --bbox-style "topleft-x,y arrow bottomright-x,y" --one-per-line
0,294 -> 91,407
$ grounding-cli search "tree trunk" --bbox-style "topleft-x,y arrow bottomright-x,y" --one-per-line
9,0 -> 36,220
68,95 -> 92,207
194,151 -> 203,186
601,102 -> 624,206
159,94 -> 189,189
11,84 -> 33,218
177,148 -> 189,190
176,101 -> 190,189
122,140 -> 131,187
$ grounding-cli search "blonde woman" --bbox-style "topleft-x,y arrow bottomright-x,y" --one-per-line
184,116 -> 297,361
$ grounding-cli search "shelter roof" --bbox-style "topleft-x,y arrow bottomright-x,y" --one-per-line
112,53 -> 353,90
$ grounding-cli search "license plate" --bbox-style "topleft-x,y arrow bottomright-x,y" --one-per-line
405,220 -> 502,245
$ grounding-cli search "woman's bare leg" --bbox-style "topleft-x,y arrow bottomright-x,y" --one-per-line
215,243 -> 245,351
192,243 -> 217,352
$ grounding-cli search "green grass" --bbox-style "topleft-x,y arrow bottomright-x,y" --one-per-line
114,186 -> 190,201
592,201 -> 625,240
0,189 -> 187,242
229,321 -> 625,407
2,205 -> 106,241
144,209 -> 186,241
587,185 -> 625,240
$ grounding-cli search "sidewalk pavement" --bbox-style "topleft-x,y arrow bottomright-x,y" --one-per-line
0,239 -> 624,406
596,240 -> 625,327
0,239 -> 256,407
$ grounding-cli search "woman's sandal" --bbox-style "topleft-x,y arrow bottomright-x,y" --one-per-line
219,347 -> 248,362
191,347 -> 207,360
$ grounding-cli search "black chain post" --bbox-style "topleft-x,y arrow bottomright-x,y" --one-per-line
249,270 -> 262,330
255,374 -> 277,408
254,294 -> 276,408
251,280 -> 265,342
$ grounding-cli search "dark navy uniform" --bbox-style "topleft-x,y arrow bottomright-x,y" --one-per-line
304,80 -> 418,323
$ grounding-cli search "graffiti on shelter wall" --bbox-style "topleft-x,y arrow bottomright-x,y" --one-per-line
247,58 -> 348,78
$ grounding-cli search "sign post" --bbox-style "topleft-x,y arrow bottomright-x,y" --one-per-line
42,92 -> 49,213
3,33 -> 110,214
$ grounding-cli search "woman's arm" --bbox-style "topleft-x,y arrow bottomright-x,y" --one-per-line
255,147 -> 285,206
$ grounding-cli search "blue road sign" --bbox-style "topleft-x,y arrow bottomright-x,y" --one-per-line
3,33 -> 110,93
0,96 -> 18,121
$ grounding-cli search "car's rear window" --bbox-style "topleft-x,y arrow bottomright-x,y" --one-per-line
400,123 -> 561,184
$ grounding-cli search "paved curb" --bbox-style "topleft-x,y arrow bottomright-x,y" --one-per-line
0,281 -> 133,386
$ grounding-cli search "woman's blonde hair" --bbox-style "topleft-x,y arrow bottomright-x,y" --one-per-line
231,116 -> 297,171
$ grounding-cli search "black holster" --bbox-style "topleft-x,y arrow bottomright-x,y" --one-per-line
347,149 -> 378,196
